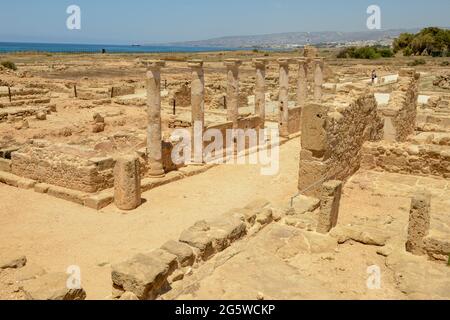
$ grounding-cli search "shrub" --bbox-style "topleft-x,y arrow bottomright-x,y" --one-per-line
407,59 -> 426,67
393,27 -> 450,56
337,46 -> 393,60
1,61 -> 17,70
403,47 -> 413,57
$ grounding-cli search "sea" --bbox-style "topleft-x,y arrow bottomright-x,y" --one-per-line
0,42 -> 244,54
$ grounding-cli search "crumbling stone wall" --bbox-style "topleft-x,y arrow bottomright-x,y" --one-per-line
11,141 -> 115,193
298,93 -> 383,196
379,68 -> 420,142
361,142 -> 450,179
0,106 -> 51,123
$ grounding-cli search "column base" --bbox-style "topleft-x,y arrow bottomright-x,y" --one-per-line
148,165 -> 166,178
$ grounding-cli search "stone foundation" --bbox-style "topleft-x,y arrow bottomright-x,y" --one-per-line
11,141 -> 115,193
361,142 -> 450,179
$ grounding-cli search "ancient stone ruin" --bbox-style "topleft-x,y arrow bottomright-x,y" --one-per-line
0,47 -> 449,300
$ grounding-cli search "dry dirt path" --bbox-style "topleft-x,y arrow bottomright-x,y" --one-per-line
0,138 -> 300,299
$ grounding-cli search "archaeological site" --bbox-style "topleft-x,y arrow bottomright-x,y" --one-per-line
1,46 -> 448,301
1,2 -> 450,303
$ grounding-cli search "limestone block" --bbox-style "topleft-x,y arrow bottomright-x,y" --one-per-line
208,214 -> 247,251
227,208 -> 257,226
256,208 -> 273,226
297,159 -> 329,196
179,221 -> 214,259
34,183 -> 50,194
161,240 -> 195,267
47,186 -> 88,205
301,104 -> 329,155
317,180 -> 342,234
406,194 -> 431,255
18,178 -> 36,190
114,155 -> 141,211
21,272 -> 87,300
111,250 -> 176,300
84,191 -> 114,210
291,195 -> 320,215
0,171 -> 21,187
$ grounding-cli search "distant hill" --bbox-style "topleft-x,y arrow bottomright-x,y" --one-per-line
167,28 -> 424,48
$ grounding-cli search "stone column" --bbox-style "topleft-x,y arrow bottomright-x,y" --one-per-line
406,194 -> 431,255
313,58 -> 324,102
296,58 -> 308,108
224,59 -> 242,129
278,58 -> 291,137
317,180 -> 342,234
252,58 -> 268,128
114,155 -> 141,210
146,60 -> 166,177
188,60 -> 205,164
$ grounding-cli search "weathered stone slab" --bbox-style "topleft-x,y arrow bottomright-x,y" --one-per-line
34,183 -> 50,194
111,250 -> 176,300
179,221 -> 214,259
0,171 -> 20,187
208,215 -> 247,251
21,272 -> 86,300
17,178 -> 36,190
161,240 -> 195,267
291,195 -> 320,214
47,186 -> 88,205
84,191 -> 114,210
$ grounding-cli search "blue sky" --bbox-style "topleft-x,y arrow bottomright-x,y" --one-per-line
0,0 -> 449,44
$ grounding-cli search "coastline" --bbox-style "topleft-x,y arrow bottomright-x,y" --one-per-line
0,42 -> 252,54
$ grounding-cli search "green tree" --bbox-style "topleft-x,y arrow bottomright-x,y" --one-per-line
393,33 -> 414,53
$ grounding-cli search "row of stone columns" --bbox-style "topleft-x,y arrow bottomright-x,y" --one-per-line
144,57 -> 324,172
224,57 -> 323,137
115,56 -> 324,210
278,57 -> 323,136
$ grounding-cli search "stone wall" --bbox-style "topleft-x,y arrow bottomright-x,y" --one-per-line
11,141 -> 115,193
111,85 -> 135,98
298,93 -> 384,196
379,68 -> 420,142
361,142 -> 450,179
0,106 -> 51,123
111,199 -> 274,300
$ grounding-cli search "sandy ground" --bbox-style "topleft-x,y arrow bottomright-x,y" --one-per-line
0,138 -> 299,300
